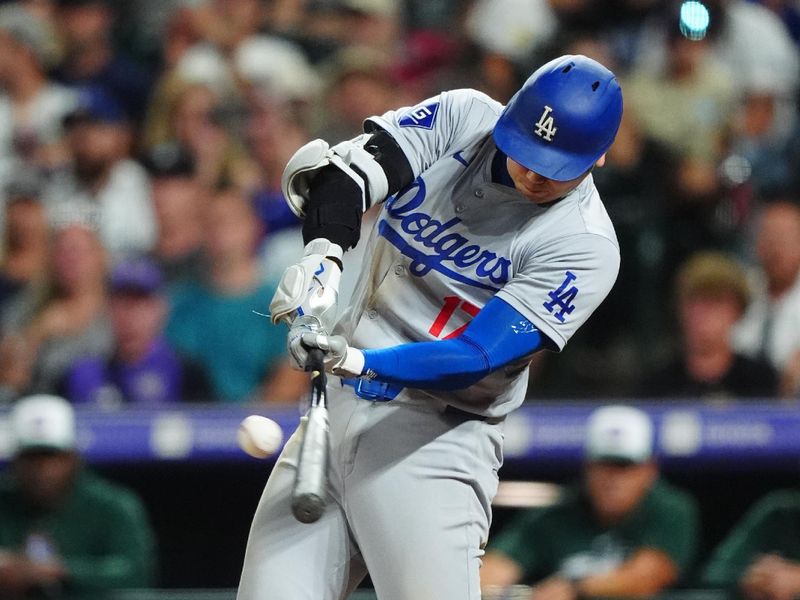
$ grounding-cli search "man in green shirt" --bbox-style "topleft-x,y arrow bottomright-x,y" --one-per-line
481,405 -> 699,600
0,394 -> 156,598
703,490 -> 800,600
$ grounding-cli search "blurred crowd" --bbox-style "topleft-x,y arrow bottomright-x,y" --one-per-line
484,405 -> 800,600
0,0 -> 797,406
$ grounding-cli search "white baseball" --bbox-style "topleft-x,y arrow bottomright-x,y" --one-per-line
237,416 -> 284,458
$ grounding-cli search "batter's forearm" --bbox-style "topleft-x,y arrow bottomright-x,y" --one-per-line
361,297 -> 545,390
362,337 -> 491,390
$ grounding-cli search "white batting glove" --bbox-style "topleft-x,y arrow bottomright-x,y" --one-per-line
291,332 -> 365,378
286,323 -> 315,370
269,238 -> 343,333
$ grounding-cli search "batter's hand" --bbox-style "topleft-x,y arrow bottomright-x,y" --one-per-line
269,238 -> 343,332
293,332 -> 365,378
287,323 -> 316,371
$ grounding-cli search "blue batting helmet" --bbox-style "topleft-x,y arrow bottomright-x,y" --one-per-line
493,55 -> 623,182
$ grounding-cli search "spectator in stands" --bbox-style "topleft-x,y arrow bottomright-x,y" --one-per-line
245,96 -> 306,238
703,489 -> 800,600
465,0 -> 558,102
481,405 -> 699,599
166,189 -> 308,403
143,81 -> 255,191
315,48 -> 399,142
725,77 -> 800,200
0,394 -> 156,597
712,0 -> 799,100
63,256 -> 212,407
189,0 -> 265,53
0,3 -> 75,176
245,100 -> 307,282
46,86 -> 156,260
234,34 -> 321,115
159,6 -> 203,71
142,142 -> 208,286
624,11 -> 736,257
755,0 -> 800,45
734,201 -> 800,397
645,252 -> 778,399
0,222 -> 112,403
336,0 -> 401,52
625,13 -> 735,198
0,173 -> 50,336
52,0 -> 152,122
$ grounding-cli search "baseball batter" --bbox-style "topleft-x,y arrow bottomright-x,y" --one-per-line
238,54 -> 623,600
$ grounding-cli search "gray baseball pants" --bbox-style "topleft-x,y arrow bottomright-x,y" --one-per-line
237,382 -> 504,600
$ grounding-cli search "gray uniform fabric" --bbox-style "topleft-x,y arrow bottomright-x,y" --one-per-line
238,384 -> 503,600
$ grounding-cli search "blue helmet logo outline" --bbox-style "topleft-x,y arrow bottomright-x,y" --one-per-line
493,54 -> 623,182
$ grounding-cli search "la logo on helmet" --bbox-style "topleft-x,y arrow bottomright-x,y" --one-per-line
534,105 -> 557,142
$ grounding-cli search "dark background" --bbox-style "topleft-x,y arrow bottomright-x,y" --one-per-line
95,458 -> 800,589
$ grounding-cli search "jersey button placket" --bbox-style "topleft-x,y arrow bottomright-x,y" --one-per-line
394,265 -> 406,276
474,188 -> 484,198
366,308 -> 378,319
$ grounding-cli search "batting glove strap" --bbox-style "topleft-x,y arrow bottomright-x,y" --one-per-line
335,347 -> 365,378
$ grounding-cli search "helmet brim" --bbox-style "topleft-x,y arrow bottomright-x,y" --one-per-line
492,119 -> 600,182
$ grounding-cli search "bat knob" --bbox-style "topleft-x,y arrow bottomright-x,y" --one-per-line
291,494 -> 326,523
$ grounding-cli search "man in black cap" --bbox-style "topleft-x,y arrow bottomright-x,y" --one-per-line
47,85 -> 156,260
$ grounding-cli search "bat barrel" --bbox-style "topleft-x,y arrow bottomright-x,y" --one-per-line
291,404 -> 329,523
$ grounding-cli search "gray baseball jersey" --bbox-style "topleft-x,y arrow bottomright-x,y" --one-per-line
337,88 -> 620,417
238,89 -> 620,600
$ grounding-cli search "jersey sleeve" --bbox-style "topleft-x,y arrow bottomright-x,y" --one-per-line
495,233 -> 620,351
637,486 -> 700,576
702,491 -> 800,587
365,89 -> 502,179
488,508 -> 556,582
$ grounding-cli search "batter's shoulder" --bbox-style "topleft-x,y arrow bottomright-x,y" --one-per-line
444,88 -> 504,113
578,182 -> 619,245
365,88 -> 504,177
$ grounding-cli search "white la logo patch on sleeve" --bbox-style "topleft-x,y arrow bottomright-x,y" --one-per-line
534,105 -> 557,141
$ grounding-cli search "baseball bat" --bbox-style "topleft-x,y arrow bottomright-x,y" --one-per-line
291,348 -> 329,523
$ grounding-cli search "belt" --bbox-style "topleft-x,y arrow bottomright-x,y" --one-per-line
340,378 -> 402,401
340,378 -> 500,422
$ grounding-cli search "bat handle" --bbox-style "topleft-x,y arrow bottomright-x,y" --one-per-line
306,348 -> 325,374
306,347 -> 326,406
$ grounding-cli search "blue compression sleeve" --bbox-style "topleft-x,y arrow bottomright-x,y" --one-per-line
361,297 -> 545,390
